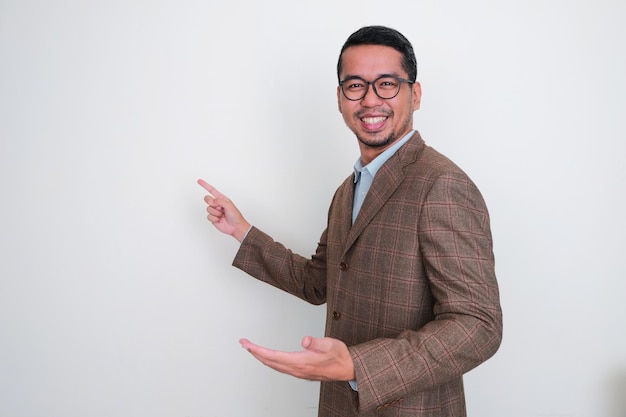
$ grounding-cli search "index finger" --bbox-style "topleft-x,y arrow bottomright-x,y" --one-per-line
197,179 -> 223,198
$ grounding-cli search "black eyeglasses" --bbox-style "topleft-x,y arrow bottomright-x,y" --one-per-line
339,75 -> 413,101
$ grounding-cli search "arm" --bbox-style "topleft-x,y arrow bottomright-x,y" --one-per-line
348,171 -> 503,412
233,226 -> 328,305
198,179 -> 328,304
199,180 -> 350,379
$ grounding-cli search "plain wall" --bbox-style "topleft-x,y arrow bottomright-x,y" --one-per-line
1,1 -> 625,416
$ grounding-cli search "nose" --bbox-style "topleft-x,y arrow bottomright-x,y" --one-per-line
360,83 -> 383,107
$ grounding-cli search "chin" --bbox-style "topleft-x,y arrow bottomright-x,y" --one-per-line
357,133 -> 394,148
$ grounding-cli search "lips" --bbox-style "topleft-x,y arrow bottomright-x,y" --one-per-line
360,115 -> 388,130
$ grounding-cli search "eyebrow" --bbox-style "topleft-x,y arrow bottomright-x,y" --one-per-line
340,73 -> 402,82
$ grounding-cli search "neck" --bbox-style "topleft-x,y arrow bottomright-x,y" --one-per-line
357,129 -> 413,165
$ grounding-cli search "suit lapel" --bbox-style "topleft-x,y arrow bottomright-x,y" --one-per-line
337,174 -> 355,249
342,132 -> 425,255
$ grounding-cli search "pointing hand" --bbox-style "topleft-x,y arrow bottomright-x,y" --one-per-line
197,179 -> 251,242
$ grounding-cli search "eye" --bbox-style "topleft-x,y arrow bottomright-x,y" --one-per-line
346,81 -> 364,90
377,78 -> 399,89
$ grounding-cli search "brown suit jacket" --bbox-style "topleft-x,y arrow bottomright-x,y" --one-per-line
233,131 -> 503,416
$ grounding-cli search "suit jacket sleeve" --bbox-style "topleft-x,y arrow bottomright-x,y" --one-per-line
232,226 -> 328,306
347,167 -> 503,413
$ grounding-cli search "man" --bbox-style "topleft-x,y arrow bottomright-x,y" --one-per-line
199,25 -> 502,417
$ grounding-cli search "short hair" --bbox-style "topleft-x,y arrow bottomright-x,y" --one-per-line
337,25 -> 418,83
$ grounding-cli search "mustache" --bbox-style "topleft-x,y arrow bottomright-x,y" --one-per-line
355,109 -> 392,118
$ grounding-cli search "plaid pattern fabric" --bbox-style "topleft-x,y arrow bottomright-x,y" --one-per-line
233,131 -> 502,416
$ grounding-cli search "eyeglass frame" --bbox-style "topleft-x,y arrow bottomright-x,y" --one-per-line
338,74 -> 414,101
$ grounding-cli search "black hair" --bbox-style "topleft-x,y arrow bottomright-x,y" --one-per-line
337,25 -> 418,83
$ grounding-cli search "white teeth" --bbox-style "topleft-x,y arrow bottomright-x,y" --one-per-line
362,116 -> 386,124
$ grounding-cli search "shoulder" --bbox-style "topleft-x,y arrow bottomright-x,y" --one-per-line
399,132 -> 470,182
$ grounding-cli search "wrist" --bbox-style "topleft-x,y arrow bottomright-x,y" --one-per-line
233,223 -> 252,242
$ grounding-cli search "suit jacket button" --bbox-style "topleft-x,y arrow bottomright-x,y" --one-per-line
332,311 -> 341,320
339,262 -> 348,271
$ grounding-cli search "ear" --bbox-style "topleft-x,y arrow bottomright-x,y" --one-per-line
412,81 -> 422,110
337,85 -> 343,113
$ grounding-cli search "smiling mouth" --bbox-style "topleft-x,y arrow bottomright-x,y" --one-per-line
361,116 -> 387,124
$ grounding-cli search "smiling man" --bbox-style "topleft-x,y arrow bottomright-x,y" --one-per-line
337,43 -> 421,162
199,25 -> 503,417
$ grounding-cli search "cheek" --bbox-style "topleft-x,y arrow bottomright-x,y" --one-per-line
338,100 -> 355,119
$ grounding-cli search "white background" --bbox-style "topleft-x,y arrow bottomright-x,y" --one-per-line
1,1 -> 625,416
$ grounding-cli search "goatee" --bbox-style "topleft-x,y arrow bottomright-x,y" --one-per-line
356,134 -> 395,148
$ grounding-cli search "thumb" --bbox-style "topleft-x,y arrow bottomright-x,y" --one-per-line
301,336 -> 315,350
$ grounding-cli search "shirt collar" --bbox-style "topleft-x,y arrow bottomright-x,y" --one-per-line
353,130 -> 415,183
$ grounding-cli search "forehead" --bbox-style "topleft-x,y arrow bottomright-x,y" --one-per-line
340,44 -> 405,78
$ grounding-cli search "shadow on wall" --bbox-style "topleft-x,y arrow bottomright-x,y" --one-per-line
607,370 -> 626,417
